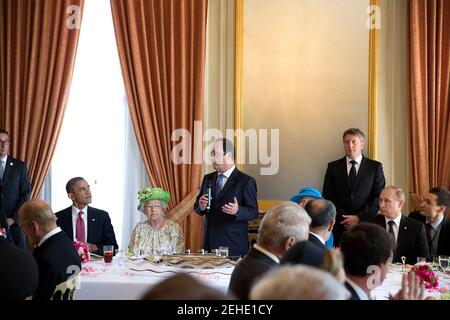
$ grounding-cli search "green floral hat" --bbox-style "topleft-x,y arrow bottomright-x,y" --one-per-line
137,187 -> 170,206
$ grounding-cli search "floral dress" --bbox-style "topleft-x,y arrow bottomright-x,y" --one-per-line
127,219 -> 185,255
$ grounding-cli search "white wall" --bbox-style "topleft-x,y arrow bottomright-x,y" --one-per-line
242,0 -> 369,200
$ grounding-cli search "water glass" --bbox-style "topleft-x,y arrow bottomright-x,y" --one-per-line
439,256 -> 449,269
218,246 -> 229,258
417,257 -> 427,265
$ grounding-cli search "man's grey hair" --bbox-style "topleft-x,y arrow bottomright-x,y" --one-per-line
257,202 -> 311,248
19,199 -> 57,227
384,186 -> 406,202
250,265 -> 349,300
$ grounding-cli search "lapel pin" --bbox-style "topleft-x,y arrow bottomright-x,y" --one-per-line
92,218 -> 96,221
9,162 -> 13,166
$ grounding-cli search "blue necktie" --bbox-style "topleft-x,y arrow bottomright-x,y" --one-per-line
215,174 -> 225,195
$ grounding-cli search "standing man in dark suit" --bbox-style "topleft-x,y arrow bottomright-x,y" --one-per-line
304,199 -> 336,250
228,202 -> 311,299
19,199 -> 80,300
0,228 -> 39,300
409,187 -> 450,257
0,128 -> 31,248
323,128 -> 385,246
55,177 -> 118,255
194,138 -> 258,257
367,186 -> 430,264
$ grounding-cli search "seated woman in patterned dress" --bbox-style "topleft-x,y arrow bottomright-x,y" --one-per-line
127,187 -> 184,256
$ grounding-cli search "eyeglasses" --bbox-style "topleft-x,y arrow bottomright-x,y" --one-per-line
0,139 -> 10,145
144,205 -> 162,210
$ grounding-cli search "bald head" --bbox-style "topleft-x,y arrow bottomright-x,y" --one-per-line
19,199 -> 57,229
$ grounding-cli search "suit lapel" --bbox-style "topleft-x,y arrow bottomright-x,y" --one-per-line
87,207 -> 97,243
217,168 -> 238,201
353,156 -> 367,190
395,215 -> 407,256
338,157 -> 351,192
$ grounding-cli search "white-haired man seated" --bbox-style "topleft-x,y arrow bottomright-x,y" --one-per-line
228,202 -> 311,299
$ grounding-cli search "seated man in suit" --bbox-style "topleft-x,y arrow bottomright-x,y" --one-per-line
0,228 -> 38,300
55,177 -> 118,255
367,186 -> 430,264
18,199 -> 80,300
290,187 -> 334,248
409,187 -> 450,257
304,199 -> 336,250
341,223 -> 424,300
228,202 -> 311,299
323,128 -> 386,246
194,138 -> 258,257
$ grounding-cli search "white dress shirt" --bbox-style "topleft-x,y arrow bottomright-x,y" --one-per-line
218,165 -> 236,190
346,155 -> 362,175
309,232 -> 326,245
253,244 -> 280,264
72,206 -> 88,242
0,155 -> 6,178
38,227 -> 62,247
346,277 -> 370,300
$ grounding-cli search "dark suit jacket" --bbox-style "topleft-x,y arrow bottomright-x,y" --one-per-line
345,281 -> 361,300
409,211 -> 450,256
0,156 -> 31,228
194,168 -> 258,257
308,233 -> 328,250
33,231 -> 81,300
228,246 -> 278,299
55,206 -> 118,255
281,240 -> 326,267
367,214 -> 430,264
0,236 -> 38,299
323,156 -> 386,245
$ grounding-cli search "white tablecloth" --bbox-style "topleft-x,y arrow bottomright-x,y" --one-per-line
75,257 -> 233,300
372,264 -> 450,300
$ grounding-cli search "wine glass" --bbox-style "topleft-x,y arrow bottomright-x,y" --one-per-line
439,255 -> 449,271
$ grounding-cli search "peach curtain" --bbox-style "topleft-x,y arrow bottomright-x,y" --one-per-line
0,0 -> 84,198
110,0 -> 207,251
410,0 -> 450,194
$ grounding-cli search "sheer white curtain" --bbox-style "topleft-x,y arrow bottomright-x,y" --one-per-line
121,106 -> 150,250
41,0 -> 151,250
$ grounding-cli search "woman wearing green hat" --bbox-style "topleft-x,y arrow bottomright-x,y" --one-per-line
127,187 -> 184,256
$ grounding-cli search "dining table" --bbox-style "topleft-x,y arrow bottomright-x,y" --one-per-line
75,255 -> 234,300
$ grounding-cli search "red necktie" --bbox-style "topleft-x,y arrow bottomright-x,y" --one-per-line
76,212 -> 85,242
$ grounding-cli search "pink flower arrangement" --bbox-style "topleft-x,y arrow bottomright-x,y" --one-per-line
409,264 -> 439,290
74,241 -> 90,264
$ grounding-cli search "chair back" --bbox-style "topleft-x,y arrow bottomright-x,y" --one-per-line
51,275 -> 79,300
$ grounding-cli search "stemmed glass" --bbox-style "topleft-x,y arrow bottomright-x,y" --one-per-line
439,256 -> 449,272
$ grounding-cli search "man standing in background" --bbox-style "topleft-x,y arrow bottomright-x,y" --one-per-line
0,128 -> 32,248
323,128 -> 385,246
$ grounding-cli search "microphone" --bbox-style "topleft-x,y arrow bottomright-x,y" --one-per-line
206,181 -> 212,211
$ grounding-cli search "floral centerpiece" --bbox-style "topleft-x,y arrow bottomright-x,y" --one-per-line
74,241 -> 90,264
409,264 -> 438,290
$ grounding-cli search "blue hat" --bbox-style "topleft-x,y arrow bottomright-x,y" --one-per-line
289,187 -> 323,204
